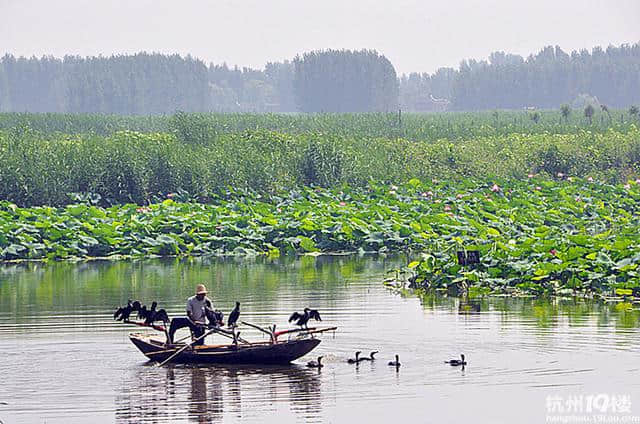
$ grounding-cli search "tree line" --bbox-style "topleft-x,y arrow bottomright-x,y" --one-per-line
0,42 -> 638,114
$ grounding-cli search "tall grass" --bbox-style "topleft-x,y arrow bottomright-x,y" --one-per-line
1,109 -> 638,140
1,125 -> 639,207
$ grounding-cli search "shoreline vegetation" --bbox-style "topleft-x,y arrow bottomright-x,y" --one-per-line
2,178 -> 640,299
2,111 -> 640,298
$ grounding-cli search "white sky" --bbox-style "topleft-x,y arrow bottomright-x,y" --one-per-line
1,0 -> 638,75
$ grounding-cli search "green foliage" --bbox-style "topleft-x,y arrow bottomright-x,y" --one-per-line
293,49 -> 398,112
1,117 -> 640,207
584,104 -> 595,124
560,104 -> 571,121
398,177 -> 640,297
4,178 -> 640,301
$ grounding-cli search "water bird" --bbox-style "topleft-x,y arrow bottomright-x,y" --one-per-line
307,356 -> 324,368
137,305 -> 148,320
143,301 -> 158,325
359,351 -> 379,361
228,301 -> 240,328
114,300 -> 141,322
289,308 -> 322,329
347,351 -> 362,364
445,354 -> 467,366
388,355 -> 401,367
152,309 -> 170,324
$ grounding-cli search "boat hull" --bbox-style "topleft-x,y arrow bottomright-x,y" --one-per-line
129,333 -> 321,365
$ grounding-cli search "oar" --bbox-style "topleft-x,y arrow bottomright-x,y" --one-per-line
156,326 -> 217,367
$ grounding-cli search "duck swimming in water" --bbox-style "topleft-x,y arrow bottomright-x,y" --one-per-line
347,351 -> 362,364
445,354 -> 467,366
307,356 -> 324,368
359,351 -> 379,361
388,355 -> 401,367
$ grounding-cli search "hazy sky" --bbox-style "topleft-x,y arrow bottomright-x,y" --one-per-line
1,0 -> 639,74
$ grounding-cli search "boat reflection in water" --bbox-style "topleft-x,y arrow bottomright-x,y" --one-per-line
115,362 -> 322,423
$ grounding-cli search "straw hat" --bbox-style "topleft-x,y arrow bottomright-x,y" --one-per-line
195,284 -> 208,295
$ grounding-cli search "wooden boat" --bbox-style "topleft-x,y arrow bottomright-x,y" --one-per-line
128,325 -> 336,365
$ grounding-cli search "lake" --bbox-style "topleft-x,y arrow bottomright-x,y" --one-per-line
1,254 -> 639,423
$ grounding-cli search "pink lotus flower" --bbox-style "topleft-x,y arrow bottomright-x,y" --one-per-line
575,196 -> 581,202
587,176 -> 594,182
527,173 -> 535,178
136,207 -> 151,213
567,177 -> 574,182
277,208 -> 282,213
557,172 -> 564,178
624,184 -> 631,190
636,178 -> 640,184
490,183 -> 500,192
534,186 -> 542,191
444,205 -> 452,211
550,249 -> 558,256
456,193 -> 463,199
167,192 -> 177,198
339,201 -> 346,206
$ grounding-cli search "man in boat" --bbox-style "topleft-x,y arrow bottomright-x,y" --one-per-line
167,283 -> 216,345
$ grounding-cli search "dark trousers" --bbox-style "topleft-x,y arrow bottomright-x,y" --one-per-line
168,317 -> 206,345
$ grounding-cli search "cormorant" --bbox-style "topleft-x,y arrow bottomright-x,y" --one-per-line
359,351 -> 379,361
347,351 -> 362,364
228,302 -> 240,328
114,300 -> 141,322
388,355 -> 401,367
153,309 -> 170,324
144,301 -> 158,325
289,308 -> 322,329
137,305 -> 148,320
307,356 -> 324,368
445,354 -> 467,366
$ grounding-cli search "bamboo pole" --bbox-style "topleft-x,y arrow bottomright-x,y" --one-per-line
156,327 -> 217,366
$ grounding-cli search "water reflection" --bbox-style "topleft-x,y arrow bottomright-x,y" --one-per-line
1,255 -> 639,424
115,364 -> 321,423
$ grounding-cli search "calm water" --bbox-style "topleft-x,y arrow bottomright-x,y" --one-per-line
0,255 -> 639,424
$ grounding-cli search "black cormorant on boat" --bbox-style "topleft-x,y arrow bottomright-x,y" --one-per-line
137,305 -> 148,320
228,302 -> 240,328
114,300 -> 141,322
289,308 -> 322,329
445,354 -> 467,366
152,309 -> 170,324
144,302 -> 158,325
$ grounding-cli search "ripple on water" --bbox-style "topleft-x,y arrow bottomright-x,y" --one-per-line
1,256 -> 639,424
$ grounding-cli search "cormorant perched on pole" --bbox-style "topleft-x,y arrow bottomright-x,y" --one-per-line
228,302 -> 240,328
288,308 -> 322,329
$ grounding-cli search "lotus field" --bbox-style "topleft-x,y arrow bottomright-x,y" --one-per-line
1,176 -> 640,297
